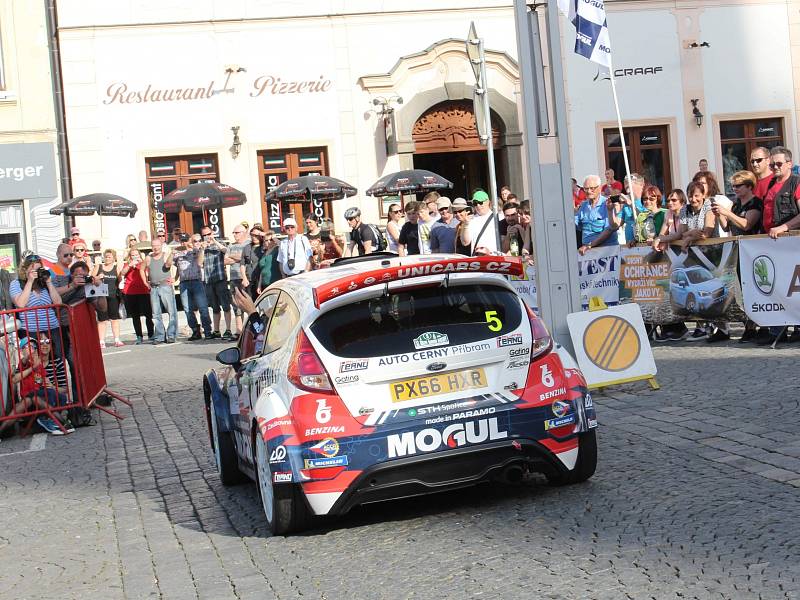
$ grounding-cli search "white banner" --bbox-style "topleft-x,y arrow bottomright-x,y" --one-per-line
510,263 -> 539,314
739,237 -> 800,326
577,245 -> 620,309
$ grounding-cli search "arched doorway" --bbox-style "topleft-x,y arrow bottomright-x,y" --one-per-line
411,100 -> 505,200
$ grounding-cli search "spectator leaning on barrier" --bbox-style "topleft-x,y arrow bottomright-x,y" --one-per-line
505,199 -> 533,258
201,225 -> 234,340
575,175 -> 618,255
751,146 -> 773,199
632,185 -> 666,245
762,146 -> 800,239
716,170 -> 763,237
620,174 -> 647,243
175,233 -> 213,342
677,180 -> 716,251
141,238 -> 177,344
430,197 -> 458,253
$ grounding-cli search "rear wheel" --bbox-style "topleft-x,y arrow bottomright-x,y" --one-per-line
208,395 -> 246,486
551,430 -> 597,485
254,429 -> 314,535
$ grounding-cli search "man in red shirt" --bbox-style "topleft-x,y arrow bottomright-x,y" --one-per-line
761,146 -> 800,237
751,146 -> 772,200
601,168 -> 624,197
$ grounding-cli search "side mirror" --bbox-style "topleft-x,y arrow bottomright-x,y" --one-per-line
216,346 -> 241,366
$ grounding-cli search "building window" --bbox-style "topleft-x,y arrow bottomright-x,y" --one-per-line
145,154 -> 223,237
603,125 -> 672,195
257,147 -> 330,233
720,118 -> 783,195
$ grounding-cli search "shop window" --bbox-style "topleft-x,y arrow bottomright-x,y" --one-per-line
603,125 -> 672,195
720,118 -> 783,195
257,147 -> 330,233
145,154 -> 223,238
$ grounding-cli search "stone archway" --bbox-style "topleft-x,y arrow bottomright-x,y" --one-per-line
358,38 -> 524,196
411,99 -> 505,199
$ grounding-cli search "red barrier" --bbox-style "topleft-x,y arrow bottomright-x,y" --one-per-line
68,300 -> 130,415
0,304 -> 80,434
0,301 -> 130,435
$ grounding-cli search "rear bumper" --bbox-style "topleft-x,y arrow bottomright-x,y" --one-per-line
327,438 -> 568,515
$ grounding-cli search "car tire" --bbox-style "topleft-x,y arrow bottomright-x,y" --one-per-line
686,294 -> 697,313
550,430 -> 597,486
207,394 -> 246,486
254,429 -> 314,535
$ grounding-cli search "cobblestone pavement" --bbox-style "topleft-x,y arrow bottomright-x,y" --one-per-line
1,338 -> 799,599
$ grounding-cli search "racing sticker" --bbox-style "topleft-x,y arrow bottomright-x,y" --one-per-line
413,331 -> 449,350
387,417 -> 508,458
365,391 -> 519,428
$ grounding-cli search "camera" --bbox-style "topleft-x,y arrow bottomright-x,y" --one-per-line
286,258 -> 296,271
36,267 -> 50,286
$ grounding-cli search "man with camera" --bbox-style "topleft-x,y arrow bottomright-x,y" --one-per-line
277,218 -> 312,277
200,226 -> 234,340
174,233 -> 212,341
575,174 -> 621,255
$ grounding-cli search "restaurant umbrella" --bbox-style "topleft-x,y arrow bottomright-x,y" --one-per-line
264,175 -> 357,201
49,193 -> 138,217
365,169 -> 453,197
160,181 -> 247,213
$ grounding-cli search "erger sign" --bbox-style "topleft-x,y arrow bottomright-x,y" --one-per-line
387,417 -> 508,458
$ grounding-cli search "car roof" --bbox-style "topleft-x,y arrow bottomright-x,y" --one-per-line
265,253 -> 520,318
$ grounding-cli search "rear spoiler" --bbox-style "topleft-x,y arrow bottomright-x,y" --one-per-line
313,255 -> 524,308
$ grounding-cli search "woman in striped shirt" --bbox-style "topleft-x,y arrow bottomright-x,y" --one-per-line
10,254 -> 68,392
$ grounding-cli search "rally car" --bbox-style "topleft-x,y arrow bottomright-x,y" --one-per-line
203,253 -> 598,534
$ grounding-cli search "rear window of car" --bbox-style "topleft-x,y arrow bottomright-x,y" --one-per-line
311,284 -> 523,358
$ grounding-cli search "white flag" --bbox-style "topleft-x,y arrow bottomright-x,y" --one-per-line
557,0 -> 612,69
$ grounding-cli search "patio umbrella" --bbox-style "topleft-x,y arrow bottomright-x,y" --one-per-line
265,175 -> 357,201
365,169 -> 453,197
160,181 -> 247,213
49,193 -> 138,217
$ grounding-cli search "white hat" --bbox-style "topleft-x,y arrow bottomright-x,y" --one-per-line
283,217 -> 298,228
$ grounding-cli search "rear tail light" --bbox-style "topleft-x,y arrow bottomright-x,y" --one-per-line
524,301 -> 552,359
287,330 -> 334,392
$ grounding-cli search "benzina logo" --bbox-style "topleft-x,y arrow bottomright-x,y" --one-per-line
387,417 -> 508,458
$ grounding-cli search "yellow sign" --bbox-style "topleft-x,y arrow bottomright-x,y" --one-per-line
391,368 -> 486,402
582,315 -> 640,372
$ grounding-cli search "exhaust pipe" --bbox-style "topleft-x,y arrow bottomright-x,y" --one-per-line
501,463 -> 525,484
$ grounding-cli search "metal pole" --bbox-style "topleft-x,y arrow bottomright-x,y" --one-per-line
477,40 -> 502,252
513,0 -> 581,352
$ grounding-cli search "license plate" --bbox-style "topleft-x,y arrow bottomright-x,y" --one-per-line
390,368 -> 487,403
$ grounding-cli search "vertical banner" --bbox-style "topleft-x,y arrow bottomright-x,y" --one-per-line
510,262 -> 539,314
577,245 -> 620,309
739,236 -> 800,326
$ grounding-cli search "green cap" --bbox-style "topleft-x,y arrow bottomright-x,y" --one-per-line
472,190 -> 490,202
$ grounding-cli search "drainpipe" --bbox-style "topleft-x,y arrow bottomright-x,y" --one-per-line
45,0 -> 73,234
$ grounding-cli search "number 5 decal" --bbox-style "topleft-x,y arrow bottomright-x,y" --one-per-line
485,310 -> 503,332
540,364 -> 554,388
315,399 -> 331,423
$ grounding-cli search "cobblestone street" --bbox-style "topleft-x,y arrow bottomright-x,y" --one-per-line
1,339 -> 799,600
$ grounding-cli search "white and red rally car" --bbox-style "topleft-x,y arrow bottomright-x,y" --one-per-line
203,253 -> 598,534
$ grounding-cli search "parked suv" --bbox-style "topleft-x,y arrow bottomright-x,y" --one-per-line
203,253 -> 598,534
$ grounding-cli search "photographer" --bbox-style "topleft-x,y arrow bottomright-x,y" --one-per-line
277,218 -> 312,277
9,254 -> 67,390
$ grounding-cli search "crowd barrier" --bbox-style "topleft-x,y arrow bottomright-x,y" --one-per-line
510,232 -> 800,327
0,300 -> 129,435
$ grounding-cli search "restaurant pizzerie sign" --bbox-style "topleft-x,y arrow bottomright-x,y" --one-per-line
103,74 -> 333,105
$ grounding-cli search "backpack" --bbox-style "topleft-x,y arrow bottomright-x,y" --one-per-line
359,223 -> 387,252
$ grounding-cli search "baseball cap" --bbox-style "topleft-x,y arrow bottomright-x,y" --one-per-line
471,190 -> 490,203
179,233 -> 190,242
436,197 -> 452,209
70,226 -> 80,234
283,217 -> 298,228
451,197 -> 469,211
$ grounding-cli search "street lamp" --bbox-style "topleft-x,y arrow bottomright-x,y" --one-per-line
690,99 -> 704,128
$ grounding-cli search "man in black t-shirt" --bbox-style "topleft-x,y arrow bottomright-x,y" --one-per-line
398,201 -> 422,256
344,207 -> 379,255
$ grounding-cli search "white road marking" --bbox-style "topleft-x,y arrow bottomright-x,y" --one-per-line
103,350 -> 132,356
1,433 -> 48,457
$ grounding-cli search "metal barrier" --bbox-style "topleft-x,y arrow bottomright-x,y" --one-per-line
0,301 -> 129,435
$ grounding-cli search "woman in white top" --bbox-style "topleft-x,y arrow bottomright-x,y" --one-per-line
385,202 -> 402,253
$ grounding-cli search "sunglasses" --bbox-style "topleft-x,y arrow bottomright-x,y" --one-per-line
438,208 -> 451,213
472,200 -> 487,206
62,252 -> 74,258
454,208 -> 469,213
750,157 -> 766,165
38,337 -> 51,345
71,232 -> 80,236
388,210 -> 400,214
732,183 -> 747,189
769,161 -> 786,169
667,197 -> 681,203
74,248 -> 86,252
284,225 -> 296,229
